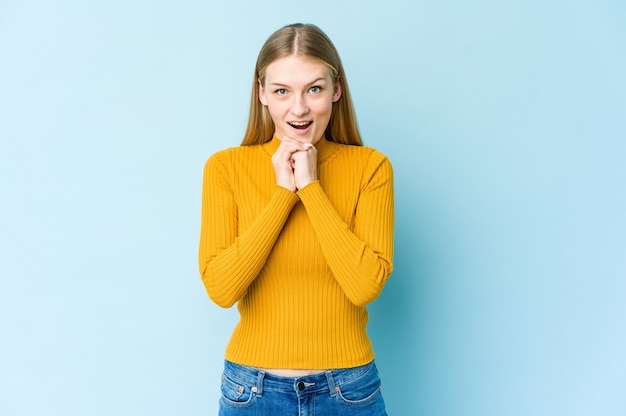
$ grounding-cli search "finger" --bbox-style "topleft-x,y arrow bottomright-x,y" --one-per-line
280,136 -> 310,150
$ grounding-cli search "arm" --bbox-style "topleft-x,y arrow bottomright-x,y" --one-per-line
296,152 -> 394,306
198,151 -> 299,308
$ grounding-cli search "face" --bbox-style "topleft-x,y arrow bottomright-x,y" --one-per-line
259,54 -> 342,145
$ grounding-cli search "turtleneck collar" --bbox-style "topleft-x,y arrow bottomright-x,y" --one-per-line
262,134 -> 337,163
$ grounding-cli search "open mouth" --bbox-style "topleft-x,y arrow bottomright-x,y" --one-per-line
288,121 -> 312,130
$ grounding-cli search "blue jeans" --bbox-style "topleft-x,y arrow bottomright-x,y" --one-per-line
218,360 -> 387,415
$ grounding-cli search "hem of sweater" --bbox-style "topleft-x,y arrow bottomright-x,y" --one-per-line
223,350 -> 376,371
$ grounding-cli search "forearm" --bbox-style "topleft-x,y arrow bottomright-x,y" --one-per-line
297,180 -> 394,306
199,186 -> 299,308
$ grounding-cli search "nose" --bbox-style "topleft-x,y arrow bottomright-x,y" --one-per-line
290,94 -> 309,117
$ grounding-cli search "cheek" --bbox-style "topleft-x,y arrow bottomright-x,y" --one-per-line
313,100 -> 334,118
269,103 -> 284,117
309,98 -> 333,115
265,102 -> 289,126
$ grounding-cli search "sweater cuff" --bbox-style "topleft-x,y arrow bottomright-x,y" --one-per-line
295,180 -> 322,200
273,185 -> 300,207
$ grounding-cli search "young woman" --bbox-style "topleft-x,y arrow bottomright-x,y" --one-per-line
199,23 -> 394,415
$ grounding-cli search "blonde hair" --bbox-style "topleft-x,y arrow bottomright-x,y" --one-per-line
241,23 -> 362,146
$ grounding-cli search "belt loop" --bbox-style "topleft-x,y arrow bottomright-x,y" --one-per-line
256,370 -> 265,397
325,370 -> 337,397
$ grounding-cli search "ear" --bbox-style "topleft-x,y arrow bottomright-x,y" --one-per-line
258,79 -> 268,106
332,79 -> 342,103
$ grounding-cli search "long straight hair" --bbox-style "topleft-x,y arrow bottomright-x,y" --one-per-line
241,23 -> 362,146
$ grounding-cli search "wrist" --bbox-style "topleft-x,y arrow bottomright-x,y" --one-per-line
296,179 -> 319,193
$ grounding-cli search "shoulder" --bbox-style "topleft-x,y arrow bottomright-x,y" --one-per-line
364,146 -> 392,166
204,144 -> 265,171
361,147 -> 393,183
331,142 -> 392,170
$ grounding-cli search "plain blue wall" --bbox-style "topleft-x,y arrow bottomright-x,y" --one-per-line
1,1 -> 625,415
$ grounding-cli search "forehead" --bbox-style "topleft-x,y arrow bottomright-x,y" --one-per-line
264,55 -> 332,84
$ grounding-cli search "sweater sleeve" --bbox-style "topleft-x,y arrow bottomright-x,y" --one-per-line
198,151 -> 299,308
296,151 -> 394,306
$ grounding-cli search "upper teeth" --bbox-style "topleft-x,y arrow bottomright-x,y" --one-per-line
290,122 -> 309,126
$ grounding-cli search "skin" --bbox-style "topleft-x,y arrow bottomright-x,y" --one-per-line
259,54 -> 342,193
257,54 -> 342,376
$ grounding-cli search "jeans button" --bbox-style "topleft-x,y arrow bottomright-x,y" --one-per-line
297,381 -> 305,391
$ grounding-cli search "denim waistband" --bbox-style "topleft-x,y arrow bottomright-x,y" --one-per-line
223,360 -> 376,397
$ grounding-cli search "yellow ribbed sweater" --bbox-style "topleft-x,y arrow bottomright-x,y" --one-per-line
198,135 -> 394,369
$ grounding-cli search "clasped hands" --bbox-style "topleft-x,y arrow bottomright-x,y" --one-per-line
271,136 -> 318,192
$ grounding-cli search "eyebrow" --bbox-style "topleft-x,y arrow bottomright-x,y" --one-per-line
268,77 -> 328,87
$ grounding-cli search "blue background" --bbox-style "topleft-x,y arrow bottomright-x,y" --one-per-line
1,1 -> 625,415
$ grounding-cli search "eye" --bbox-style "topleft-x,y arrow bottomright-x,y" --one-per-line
309,86 -> 322,94
275,88 -> 287,96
